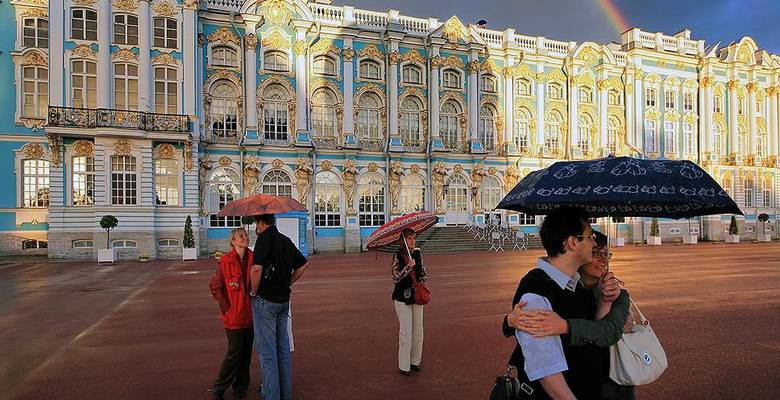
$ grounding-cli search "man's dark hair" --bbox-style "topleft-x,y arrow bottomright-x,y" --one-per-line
254,214 -> 276,226
593,230 -> 608,248
539,207 -> 590,257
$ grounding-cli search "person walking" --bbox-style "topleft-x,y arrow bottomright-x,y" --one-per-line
391,229 -> 428,376
209,228 -> 255,400
249,214 -> 309,400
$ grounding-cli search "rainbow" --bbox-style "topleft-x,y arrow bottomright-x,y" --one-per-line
596,0 -> 631,34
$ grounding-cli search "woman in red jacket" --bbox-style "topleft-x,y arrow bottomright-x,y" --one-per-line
209,228 -> 254,400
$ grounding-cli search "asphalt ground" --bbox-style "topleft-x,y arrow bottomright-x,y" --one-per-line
1,242 -> 778,399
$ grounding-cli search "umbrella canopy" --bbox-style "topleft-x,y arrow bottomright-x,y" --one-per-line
365,211 -> 438,250
216,194 -> 307,217
497,156 -> 742,219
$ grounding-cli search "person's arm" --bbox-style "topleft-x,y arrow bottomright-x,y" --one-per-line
291,262 -> 309,284
209,266 -> 230,313
290,244 -> 309,285
249,264 -> 262,296
539,373 -> 577,400
567,289 -> 629,347
391,254 -> 415,284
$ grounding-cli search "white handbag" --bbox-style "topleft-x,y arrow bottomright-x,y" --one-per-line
608,298 -> 668,386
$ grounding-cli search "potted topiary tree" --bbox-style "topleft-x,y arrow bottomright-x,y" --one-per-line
726,215 -> 740,243
182,215 -> 197,260
98,215 -> 118,262
757,213 -> 771,242
648,217 -> 662,246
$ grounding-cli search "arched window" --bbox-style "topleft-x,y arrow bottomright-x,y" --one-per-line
684,92 -> 694,111
262,84 -> 289,141
72,155 -> 94,206
578,114 -> 593,155
645,120 -> 657,153
315,171 -> 340,227
737,125 -> 747,155
480,75 -> 498,93
713,95 -> 723,113
714,124 -> 724,156
445,174 -> 468,212
356,92 -> 381,142
402,64 -> 422,85
22,159 -> 49,207
264,51 -> 288,72
683,123 -> 694,154
210,82 -> 238,138
479,105 -> 496,151
208,168 -> 241,227
665,90 -> 676,109
22,65 -> 48,119
737,98 -> 745,115
608,90 -> 621,106
744,175 -> 754,207
442,69 -> 461,89
481,176 -> 502,211
763,176 -> 773,207
645,88 -> 657,108
515,108 -> 531,152
212,46 -> 238,67
664,121 -> 676,154
358,173 -> 385,227
153,17 -> 177,48
110,155 -> 137,205
23,17 -> 49,48
579,87 -> 593,104
516,78 -> 531,96
441,100 -> 461,149
756,99 -> 764,114
544,112 -> 562,153
401,173 -> 425,213
71,9 -> 97,40
313,55 -> 337,76
359,59 -> 382,80
608,118 -> 620,155
756,130 -> 766,159
400,97 -> 423,146
262,170 -> 293,197
113,14 -> 138,45
311,89 -> 337,141
547,82 -> 563,100
114,63 -> 138,111
154,66 -> 178,114
722,177 -> 732,197
71,59 -> 96,109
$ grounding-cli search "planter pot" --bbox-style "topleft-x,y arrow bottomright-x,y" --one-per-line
139,257 -> 150,263
757,233 -> 772,242
614,237 -> 626,247
647,236 -> 662,246
98,248 -> 115,263
182,247 -> 198,260
683,234 -> 698,245
725,234 -> 740,243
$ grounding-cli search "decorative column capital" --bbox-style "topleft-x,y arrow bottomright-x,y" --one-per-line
389,51 -> 401,65
728,79 -> 739,91
467,60 -> 479,75
294,40 -> 307,55
342,48 -> 355,62
183,0 -> 199,10
431,56 -> 444,69
700,75 -> 713,88
746,82 -> 757,93
245,33 -> 258,49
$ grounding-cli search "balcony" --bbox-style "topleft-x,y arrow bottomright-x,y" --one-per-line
48,106 -> 190,133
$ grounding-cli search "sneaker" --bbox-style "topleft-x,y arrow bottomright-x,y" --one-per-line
399,369 -> 412,376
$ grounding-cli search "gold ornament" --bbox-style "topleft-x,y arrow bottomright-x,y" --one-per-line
403,49 -> 426,65
208,27 -> 241,47
342,48 -> 355,62
260,0 -> 292,26
467,60 -> 479,75
342,160 -> 358,215
113,0 -> 138,12
410,164 -> 420,174
183,140 -> 193,171
294,158 -> 313,204
72,44 -> 97,59
245,34 -> 258,49
73,140 -> 94,157
156,143 -> 176,159
389,51 -> 401,65
367,162 -> 379,172
320,160 -> 332,171
73,0 -> 98,6
112,49 -> 138,62
114,139 -> 133,156
20,51 -> 47,66
442,16 -> 465,44
294,40 -> 307,55
21,8 -> 48,18
358,43 -> 384,60
24,143 -> 45,159
261,31 -> 289,50
271,159 -> 284,169
152,1 -> 178,17
218,156 -> 232,167
152,52 -> 177,65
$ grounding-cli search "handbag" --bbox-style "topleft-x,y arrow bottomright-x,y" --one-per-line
489,365 -> 534,400
409,265 -> 430,305
609,297 -> 668,386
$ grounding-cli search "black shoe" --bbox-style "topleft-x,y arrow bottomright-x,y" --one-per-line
399,369 -> 412,376
211,390 -> 225,400
233,389 -> 246,399
411,364 -> 422,372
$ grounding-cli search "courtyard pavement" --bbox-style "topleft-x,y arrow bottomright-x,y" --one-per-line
1,242 -> 779,399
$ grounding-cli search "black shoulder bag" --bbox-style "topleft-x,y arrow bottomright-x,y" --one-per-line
489,365 -> 534,400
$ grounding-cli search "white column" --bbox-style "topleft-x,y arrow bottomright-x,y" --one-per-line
388,41 -> 399,138
625,76 -> 634,151
182,2 -> 197,116
139,0 -> 152,112
97,0 -> 112,108
634,79 -> 644,151
49,0 -> 64,106
700,82 -> 711,154
295,30 -> 307,133
430,49 -> 441,140
536,78 -> 545,152
599,83 -> 608,151
770,88 -> 779,157
468,53 -> 479,145
729,82 -> 738,155
569,84 -> 578,155
748,86 -> 757,155
343,38 -> 354,136
503,67 -> 514,152
244,27 -> 258,131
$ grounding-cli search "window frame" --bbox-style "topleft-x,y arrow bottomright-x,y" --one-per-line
210,81 -> 239,139
71,59 -> 97,109
71,8 -> 97,41
262,84 -> 290,142
401,64 -> 423,85
23,17 -> 49,48
313,55 -> 337,77
208,168 -> 242,228
358,59 -> 383,81
314,171 -> 341,227
72,155 -> 95,206
261,169 -> 294,197
21,65 -> 48,119
154,158 -> 179,207
211,45 -> 239,68
358,173 -> 385,227
21,158 -> 50,208
154,66 -> 178,114
153,17 -> 178,49
111,155 -> 138,206
113,62 -> 139,111
113,13 -> 139,46
480,74 -> 498,93
442,68 -> 462,89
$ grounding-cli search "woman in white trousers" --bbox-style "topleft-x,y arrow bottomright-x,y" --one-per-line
391,229 -> 427,375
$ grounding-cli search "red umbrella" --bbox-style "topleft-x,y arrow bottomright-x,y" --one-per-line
216,194 -> 307,217
365,211 -> 438,250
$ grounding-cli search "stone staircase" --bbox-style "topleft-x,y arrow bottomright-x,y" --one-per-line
380,226 -> 543,254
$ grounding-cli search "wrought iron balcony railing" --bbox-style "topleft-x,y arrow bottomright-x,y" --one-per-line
48,106 -> 190,133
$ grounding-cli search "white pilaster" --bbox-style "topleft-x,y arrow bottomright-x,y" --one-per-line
97,0 -> 112,108
625,76 -> 634,152
701,84 -> 711,153
468,52 -> 479,143
535,68 -> 545,151
634,78 -> 644,151
729,83 -> 738,154
295,29 -> 307,133
430,47 -> 441,139
569,84 -> 578,155
599,84 -> 608,151
770,89 -> 779,157
139,0 -> 152,112
503,62 -> 514,152
244,25 -> 258,131
183,3 -> 198,116
748,87 -> 757,155
343,38 -> 354,136
388,40 -> 399,137
49,0 -> 64,106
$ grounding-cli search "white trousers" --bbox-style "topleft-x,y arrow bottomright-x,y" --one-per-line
394,300 -> 424,371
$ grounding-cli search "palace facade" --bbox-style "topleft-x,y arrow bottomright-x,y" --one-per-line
2,0 -> 779,259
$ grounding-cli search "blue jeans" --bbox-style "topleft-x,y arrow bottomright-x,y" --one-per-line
252,297 -> 292,400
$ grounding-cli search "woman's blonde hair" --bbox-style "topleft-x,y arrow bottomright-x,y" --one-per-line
228,228 -> 247,247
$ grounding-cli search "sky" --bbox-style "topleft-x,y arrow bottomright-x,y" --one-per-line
335,0 -> 780,55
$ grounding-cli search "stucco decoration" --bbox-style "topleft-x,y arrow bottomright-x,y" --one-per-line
218,156 -> 232,167
113,139 -> 133,156
389,160 -> 403,213
342,159 -> 358,215
243,156 -> 261,194
183,140 -> 193,171
294,157 -> 313,204
431,161 -> 447,214
503,165 -> 519,193
198,156 -> 213,216
156,143 -> 176,159
73,140 -> 95,157
471,162 -> 487,213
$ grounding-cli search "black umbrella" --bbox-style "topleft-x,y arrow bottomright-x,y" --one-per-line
497,156 -> 742,219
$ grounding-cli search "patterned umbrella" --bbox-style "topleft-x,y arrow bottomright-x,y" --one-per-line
365,211 -> 438,250
216,194 -> 307,217
497,156 -> 742,218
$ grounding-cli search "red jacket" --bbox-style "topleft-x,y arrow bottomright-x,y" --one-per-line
209,247 -> 254,329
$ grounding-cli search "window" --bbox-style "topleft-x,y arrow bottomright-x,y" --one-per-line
114,63 -> 139,111
744,176 -> 754,207
71,60 -> 97,109
111,155 -> 137,205
516,78 -> 531,96
481,176 -> 502,211
72,155 -> 94,206
401,173 -> 425,213
445,174 -> 468,212
208,168 -> 241,227
315,171 -> 341,227
23,240 -> 47,250
723,178 -> 732,197
402,64 -> 422,85
479,105 -> 496,151
158,239 -> 179,247
544,112 -> 562,153
756,133 -> 764,159
645,88 -> 656,108
22,159 -> 49,207
311,89 -> 336,141
518,213 -> 536,225
154,17 -> 177,48
22,65 -> 48,119
155,158 -> 179,206
645,120 -> 657,153
112,240 -> 137,248
608,90 -> 621,106
547,83 -> 563,100
579,87 -> 593,104
113,14 -> 138,45
665,90 -> 675,109
313,55 -> 336,76
763,178 -> 772,207
684,93 -> 694,112
578,115 -> 592,155
440,100 -> 461,149
737,98 -> 745,115
154,67 -> 178,114
737,126 -> 747,155
23,18 -> 48,48
442,69 -> 461,89
515,109 -> 531,152
669,227 -> 681,235
212,46 -> 238,67
72,240 -> 94,249
756,99 -> 763,114
357,92 -> 381,142
713,96 -> 723,113
264,51 -> 288,72
262,85 -> 289,141
358,174 -> 385,227
480,75 -> 498,93
210,82 -> 239,138
714,124 -> 724,156
607,118 -> 620,155
262,170 -> 293,197
664,121 -> 675,154
359,60 -> 382,80
400,97 -> 423,145
684,123 -> 694,154
71,9 -> 97,40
